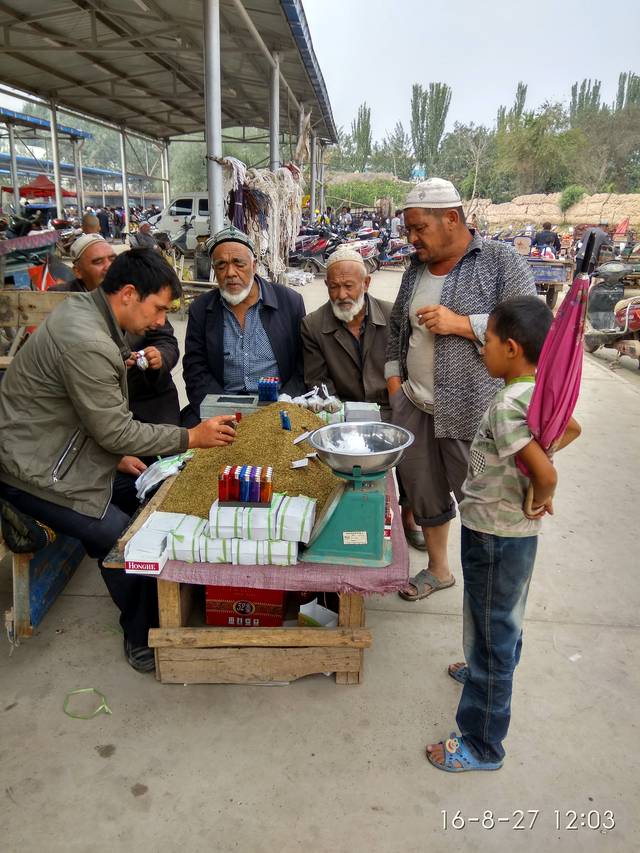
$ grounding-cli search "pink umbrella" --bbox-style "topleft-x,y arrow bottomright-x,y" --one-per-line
517,234 -> 594,475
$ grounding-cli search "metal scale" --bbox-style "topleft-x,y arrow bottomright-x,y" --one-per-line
301,422 -> 413,568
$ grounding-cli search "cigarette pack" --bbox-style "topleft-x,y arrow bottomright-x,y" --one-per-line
273,495 -> 317,544
124,529 -> 168,575
168,515 -> 207,562
205,585 -> 285,627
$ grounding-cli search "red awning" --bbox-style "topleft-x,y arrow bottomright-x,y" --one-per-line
2,174 -> 76,198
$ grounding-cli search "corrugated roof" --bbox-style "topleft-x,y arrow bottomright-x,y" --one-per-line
0,0 -> 336,143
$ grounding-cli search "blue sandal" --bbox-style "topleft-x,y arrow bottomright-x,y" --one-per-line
447,663 -> 468,684
426,733 -> 503,772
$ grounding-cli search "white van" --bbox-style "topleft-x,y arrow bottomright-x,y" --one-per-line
153,192 -> 211,251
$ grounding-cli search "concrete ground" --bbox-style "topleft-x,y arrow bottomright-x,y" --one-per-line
1,268 -> 639,852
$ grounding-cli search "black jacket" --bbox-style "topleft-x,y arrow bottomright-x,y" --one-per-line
48,279 -> 180,426
183,276 -> 306,422
126,321 -> 181,426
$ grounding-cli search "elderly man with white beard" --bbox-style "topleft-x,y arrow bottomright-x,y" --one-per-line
301,247 -> 426,549
182,226 -> 306,425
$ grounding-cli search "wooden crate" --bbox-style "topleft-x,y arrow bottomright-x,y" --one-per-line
147,580 -> 371,685
105,478 -> 373,686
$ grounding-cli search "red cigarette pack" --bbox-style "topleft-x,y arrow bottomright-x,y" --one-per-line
205,585 -> 285,627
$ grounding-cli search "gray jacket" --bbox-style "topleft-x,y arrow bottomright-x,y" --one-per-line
385,234 -> 536,440
301,295 -> 392,408
0,289 -> 188,518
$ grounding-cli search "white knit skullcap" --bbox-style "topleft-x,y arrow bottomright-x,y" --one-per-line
403,177 -> 462,210
325,247 -> 366,272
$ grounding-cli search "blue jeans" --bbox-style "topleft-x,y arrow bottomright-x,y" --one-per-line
456,525 -> 538,763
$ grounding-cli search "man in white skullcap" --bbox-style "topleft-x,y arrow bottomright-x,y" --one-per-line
302,246 -> 391,409
386,177 -> 536,600
302,248 -> 425,547
49,233 -> 116,292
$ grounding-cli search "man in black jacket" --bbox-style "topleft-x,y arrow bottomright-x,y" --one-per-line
533,222 -> 561,256
51,235 -> 181,425
182,226 -> 306,424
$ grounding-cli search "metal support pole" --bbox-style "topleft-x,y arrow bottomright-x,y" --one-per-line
119,128 -> 130,233
49,100 -> 64,218
203,0 -> 224,234
159,144 -> 167,208
71,139 -> 79,211
164,142 -> 171,204
77,141 -> 85,211
101,175 -> 106,208
319,143 -> 325,215
7,122 -> 20,211
269,52 -> 280,171
310,132 -> 317,223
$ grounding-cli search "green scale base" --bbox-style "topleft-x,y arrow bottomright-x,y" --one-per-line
301,469 -> 392,568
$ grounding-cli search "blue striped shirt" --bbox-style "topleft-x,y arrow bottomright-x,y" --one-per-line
222,281 -> 278,392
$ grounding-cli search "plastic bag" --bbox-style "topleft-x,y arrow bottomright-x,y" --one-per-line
135,451 -> 195,501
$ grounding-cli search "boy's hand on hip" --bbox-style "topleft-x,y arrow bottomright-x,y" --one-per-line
524,496 -> 554,520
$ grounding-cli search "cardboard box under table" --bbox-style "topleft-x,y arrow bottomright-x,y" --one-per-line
103,476 -> 408,686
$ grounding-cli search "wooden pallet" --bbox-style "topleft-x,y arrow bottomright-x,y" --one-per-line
147,582 -> 371,685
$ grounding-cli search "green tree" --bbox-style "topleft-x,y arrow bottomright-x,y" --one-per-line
438,123 -> 495,200
351,103 -> 372,172
410,82 -> 452,172
370,122 -> 415,179
615,71 -> 640,110
570,78 -> 602,125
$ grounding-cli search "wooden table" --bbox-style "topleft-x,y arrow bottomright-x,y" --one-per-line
103,479 -> 373,686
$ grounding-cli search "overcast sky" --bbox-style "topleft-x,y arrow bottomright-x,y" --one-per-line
304,0 -> 640,140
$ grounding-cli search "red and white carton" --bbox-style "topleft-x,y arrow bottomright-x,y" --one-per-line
124,530 -> 168,576
124,555 -> 168,576
205,585 -> 285,627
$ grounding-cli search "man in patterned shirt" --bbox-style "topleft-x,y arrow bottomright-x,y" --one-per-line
386,178 -> 537,601
183,226 -> 306,424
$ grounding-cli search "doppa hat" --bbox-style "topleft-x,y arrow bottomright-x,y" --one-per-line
403,177 -> 462,210
205,225 -> 255,257
70,233 -> 106,261
325,246 -> 366,272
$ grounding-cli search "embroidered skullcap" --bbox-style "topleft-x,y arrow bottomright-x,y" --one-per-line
205,225 -> 255,257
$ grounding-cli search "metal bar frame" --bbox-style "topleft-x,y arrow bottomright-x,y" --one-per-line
7,121 -> 20,210
49,99 -> 64,217
203,0 -> 224,234
119,128 -> 130,232
269,51 -> 280,171
310,132 -> 317,222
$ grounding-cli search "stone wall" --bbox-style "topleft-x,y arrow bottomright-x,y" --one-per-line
468,193 -> 640,228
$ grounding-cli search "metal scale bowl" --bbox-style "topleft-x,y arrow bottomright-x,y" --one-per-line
301,422 -> 414,567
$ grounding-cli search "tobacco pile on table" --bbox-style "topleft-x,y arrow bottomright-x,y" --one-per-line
160,403 -> 339,519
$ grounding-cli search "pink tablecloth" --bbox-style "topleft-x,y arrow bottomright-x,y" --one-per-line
159,479 -> 409,595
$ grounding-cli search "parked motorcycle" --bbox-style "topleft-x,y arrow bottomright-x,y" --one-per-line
288,228 -> 344,272
583,260 -> 640,364
375,229 -> 416,269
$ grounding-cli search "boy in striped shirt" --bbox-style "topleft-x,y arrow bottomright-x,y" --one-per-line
427,296 -> 581,772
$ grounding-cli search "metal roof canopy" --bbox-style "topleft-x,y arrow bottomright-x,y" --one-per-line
0,0 -> 337,144
0,107 -> 93,139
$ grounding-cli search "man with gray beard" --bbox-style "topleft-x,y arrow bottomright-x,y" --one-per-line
301,247 -> 392,412
182,226 -> 306,425
302,247 -> 426,549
